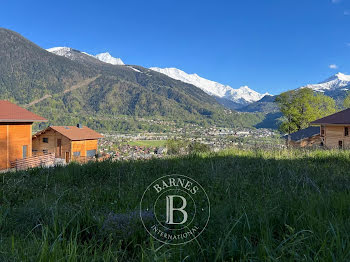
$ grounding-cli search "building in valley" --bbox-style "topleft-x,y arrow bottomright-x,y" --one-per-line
311,108 -> 350,149
0,100 -> 47,170
32,124 -> 103,163
284,126 -> 322,147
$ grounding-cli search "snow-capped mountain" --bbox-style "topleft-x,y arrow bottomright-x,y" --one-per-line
46,47 -> 74,58
150,67 -> 268,104
302,72 -> 350,92
46,47 -> 124,65
95,52 -> 124,65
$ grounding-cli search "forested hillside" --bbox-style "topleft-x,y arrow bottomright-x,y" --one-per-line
0,28 -> 265,131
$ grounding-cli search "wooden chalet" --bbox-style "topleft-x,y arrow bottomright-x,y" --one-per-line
32,124 -> 103,163
284,126 -> 322,147
311,108 -> 350,149
0,100 -> 47,170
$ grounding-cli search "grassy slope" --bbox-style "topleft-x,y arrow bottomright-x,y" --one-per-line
1,149 -> 350,261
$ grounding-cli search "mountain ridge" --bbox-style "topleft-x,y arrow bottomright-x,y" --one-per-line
149,67 -> 269,107
301,72 -> 350,93
47,47 -> 125,65
0,27 -> 265,131
238,72 -> 350,114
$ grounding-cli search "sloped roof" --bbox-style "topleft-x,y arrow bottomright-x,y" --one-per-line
283,126 -> 320,142
311,108 -> 350,125
0,100 -> 47,122
34,126 -> 103,141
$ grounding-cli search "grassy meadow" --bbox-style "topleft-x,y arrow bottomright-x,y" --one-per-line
124,140 -> 167,147
1,149 -> 350,261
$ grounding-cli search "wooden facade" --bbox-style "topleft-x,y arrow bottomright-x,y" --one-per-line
32,126 -> 102,163
311,108 -> 350,149
0,123 -> 32,169
318,125 -> 350,149
0,100 -> 47,170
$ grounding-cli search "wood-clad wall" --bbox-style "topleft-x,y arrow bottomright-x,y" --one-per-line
32,129 -> 70,158
0,125 -> 8,169
0,123 -> 32,170
71,140 -> 98,157
324,125 -> 350,148
32,129 -> 99,162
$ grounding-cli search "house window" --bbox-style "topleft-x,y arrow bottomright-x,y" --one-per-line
345,127 -> 349,137
73,151 -> 81,157
339,140 -> 343,149
23,145 -> 28,158
86,149 -> 96,157
43,138 -> 49,143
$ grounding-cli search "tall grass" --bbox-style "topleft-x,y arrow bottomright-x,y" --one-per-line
1,148 -> 350,261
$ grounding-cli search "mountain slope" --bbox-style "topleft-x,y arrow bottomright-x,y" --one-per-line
300,72 -> 350,104
239,73 -> 350,113
150,67 -> 268,106
0,28 -> 97,104
0,28 -> 264,131
302,72 -> 350,92
238,95 -> 278,113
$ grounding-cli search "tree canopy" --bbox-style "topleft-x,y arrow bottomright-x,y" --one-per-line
276,88 -> 337,134
343,92 -> 350,109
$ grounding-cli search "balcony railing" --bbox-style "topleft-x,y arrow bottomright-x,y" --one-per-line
10,153 -> 55,171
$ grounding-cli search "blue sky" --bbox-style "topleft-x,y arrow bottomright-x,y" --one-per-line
1,0 -> 350,94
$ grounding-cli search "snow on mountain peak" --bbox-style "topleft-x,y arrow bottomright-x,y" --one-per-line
150,67 -> 267,104
46,47 -> 73,58
230,86 -> 270,103
95,52 -> 124,65
46,47 -> 124,65
333,72 -> 350,81
303,72 -> 350,92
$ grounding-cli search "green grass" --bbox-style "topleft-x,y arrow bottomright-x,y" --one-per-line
1,148 -> 350,261
124,140 -> 167,147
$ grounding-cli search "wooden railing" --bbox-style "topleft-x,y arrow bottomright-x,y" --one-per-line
10,153 -> 55,171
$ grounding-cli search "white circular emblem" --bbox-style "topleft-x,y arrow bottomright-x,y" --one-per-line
140,174 -> 210,245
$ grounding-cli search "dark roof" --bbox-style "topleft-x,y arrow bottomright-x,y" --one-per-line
283,126 -> 320,142
0,100 -> 47,122
311,108 -> 350,125
33,126 -> 103,141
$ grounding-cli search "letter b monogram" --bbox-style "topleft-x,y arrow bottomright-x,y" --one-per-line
165,195 -> 188,224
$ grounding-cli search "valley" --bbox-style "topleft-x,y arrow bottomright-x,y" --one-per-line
2,27 -> 349,135
1,0 -> 350,259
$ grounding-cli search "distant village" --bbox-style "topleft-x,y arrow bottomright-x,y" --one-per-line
0,100 -> 280,171
98,127 -> 279,161
3,98 -> 350,172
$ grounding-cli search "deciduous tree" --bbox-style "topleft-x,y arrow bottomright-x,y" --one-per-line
276,88 -> 336,134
